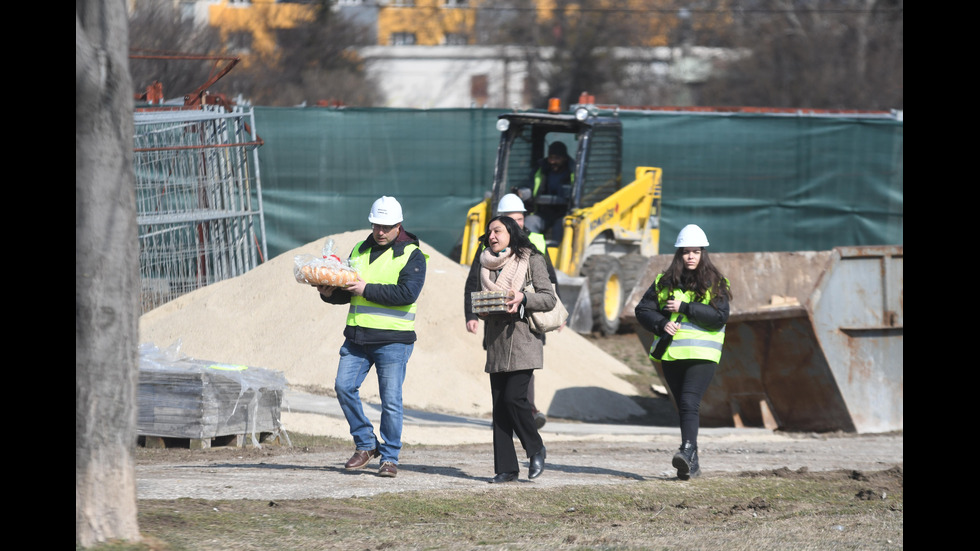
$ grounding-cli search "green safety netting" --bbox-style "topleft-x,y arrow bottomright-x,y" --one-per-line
253,107 -> 902,259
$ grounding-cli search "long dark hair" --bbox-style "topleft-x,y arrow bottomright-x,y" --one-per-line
656,247 -> 732,306
482,215 -> 534,259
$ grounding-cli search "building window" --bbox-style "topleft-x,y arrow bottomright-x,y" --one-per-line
390,32 -> 417,46
444,33 -> 468,45
444,0 -> 469,7
390,0 -> 415,6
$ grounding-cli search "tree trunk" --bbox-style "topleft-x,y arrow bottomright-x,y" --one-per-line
76,0 -> 140,546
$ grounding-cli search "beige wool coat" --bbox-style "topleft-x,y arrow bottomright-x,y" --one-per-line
481,253 -> 557,374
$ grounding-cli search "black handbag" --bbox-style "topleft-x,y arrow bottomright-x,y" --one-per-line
650,297 -> 677,360
650,327 -> 673,360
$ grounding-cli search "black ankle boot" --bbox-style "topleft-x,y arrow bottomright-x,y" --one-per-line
672,441 -> 700,480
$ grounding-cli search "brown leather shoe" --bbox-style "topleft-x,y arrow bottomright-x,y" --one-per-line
378,461 -> 398,478
344,449 -> 379,470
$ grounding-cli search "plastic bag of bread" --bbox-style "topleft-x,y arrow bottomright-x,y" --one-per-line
293,238 -> 360,287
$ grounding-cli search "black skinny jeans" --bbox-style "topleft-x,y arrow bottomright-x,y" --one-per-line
661,359 -> 717,447
489,369 -> 544,474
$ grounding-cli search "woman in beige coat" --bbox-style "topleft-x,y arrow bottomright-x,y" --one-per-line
473,215 -> 555,483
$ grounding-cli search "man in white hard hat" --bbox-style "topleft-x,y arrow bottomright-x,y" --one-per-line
316,196 -> 428,478
463,193 -> 557,428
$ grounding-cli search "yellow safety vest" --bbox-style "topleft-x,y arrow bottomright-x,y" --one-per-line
528,232 -> 547,254
346,242 -> 423,332
648,274 -> 727,363
533,168 -> 574,197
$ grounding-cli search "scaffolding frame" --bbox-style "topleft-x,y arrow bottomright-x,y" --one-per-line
134,105 -> 267,313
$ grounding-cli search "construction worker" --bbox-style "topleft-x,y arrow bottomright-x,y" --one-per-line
316,196 -> 428,478
525,141 -> 574,239
634,224 -> 732,480
464,193 -> 556,428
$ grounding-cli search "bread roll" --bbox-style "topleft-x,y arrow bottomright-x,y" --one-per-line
297,264 -> 359,286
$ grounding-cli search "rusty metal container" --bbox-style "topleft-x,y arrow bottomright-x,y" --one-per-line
623,245 -> 903,434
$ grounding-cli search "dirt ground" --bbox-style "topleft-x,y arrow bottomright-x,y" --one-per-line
131,331 -> 901,550
136,432 -> 902,502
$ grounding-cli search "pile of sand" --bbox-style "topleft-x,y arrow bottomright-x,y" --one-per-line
139,231 -> 645,423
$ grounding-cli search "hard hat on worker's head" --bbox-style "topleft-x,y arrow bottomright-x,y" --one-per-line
497,193 -> 527,214
674,224 -> 709,248
368,196 -> 403,225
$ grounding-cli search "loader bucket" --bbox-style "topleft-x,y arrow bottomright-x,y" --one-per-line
622,246 -> 903,434
557,272 -> 593,334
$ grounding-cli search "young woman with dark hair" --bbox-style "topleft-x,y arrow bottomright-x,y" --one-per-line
635,224 -> 732,480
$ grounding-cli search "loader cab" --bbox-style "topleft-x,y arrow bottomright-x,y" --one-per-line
491,111 -> 624,246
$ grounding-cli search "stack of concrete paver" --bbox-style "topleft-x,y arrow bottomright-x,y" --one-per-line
137,343 -> 287,447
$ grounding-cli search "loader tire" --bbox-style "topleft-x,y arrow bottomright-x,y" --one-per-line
582,255 -> 623,336
619,253 -> 649,302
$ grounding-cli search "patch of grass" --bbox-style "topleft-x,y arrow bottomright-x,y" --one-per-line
89,468 -> 902,550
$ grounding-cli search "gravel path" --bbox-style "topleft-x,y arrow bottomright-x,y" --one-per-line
136,406 -> 903,501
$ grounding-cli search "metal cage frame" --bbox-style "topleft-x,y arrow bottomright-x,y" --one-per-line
134,105 -> 267,313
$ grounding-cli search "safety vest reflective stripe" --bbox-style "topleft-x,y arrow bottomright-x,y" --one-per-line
671,338 -> 724,351
347,302 -> 416,330
348,304 -> 417,321
676,321 -> 726,335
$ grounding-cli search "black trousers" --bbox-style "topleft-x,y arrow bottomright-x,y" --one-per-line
662,359 -> 717,446
489,369 -> 544,474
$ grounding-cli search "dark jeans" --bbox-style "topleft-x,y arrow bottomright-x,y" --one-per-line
662,359 -> 717,446
489,369 -> 544,474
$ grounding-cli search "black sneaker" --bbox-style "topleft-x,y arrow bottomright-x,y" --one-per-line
673,441 -> 699,480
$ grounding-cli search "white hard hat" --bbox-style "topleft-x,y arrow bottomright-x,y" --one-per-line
368,196 -> 403,225
497,193 -> 527,214
674,224 -> 709,248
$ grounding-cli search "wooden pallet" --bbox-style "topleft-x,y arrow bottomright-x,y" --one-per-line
138,431 -> 285,450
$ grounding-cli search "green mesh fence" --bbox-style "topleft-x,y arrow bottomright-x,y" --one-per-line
254,107 -> 902,259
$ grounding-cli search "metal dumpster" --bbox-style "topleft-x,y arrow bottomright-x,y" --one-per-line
622,245 -> 903,434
